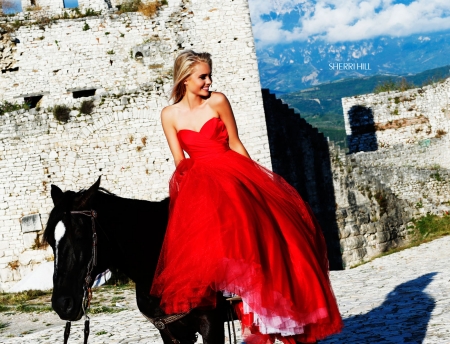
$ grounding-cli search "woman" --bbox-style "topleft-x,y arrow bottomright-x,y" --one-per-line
150,50 -> 343,344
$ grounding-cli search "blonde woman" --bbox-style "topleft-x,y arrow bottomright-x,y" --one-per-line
150,50 -> 343,344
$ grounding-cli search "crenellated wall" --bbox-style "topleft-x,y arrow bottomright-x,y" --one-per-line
343,80 -> 450,153
264,86 -> 450,269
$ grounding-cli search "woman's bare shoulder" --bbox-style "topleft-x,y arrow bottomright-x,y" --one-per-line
209,91 -> 229,105
161,104 -> 181,122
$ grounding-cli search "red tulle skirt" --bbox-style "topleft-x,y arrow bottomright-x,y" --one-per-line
151,121 -> 342,343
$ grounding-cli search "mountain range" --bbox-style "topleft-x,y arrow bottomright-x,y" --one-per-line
257,31 -> 450,93
278,65 -> 450,147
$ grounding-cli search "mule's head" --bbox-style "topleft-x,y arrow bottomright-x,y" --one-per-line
44,177 -> 102,321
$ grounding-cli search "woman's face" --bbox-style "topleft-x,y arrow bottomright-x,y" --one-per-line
184,62 -> 212,97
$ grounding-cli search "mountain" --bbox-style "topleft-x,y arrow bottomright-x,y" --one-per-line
279,65 -> 450,147
257,32 -> 450,93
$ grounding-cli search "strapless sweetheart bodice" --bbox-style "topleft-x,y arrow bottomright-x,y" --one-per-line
177,117 -> 230,159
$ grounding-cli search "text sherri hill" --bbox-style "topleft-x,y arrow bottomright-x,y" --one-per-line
329,63 -> 371,70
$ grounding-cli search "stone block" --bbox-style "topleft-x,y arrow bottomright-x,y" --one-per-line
21,214 -> 42,233
340,235 -> 366,251
23,232 -> 38,249
376,231 -> 391,243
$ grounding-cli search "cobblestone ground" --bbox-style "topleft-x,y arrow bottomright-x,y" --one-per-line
1,236 -> 450,344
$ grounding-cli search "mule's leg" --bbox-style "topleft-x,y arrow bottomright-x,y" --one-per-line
136,283 -> 198,343
135,283 -> 176,344
196,309 -> 225,344
159,330 -> 182,344
135,283 -> 165,318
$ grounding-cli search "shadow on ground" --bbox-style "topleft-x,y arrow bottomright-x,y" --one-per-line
323,272 -> 437,343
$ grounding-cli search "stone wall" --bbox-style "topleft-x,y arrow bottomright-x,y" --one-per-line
262,89 -> 342,270
264,89 -> 450,269
343,80 -> 450,153
16,0 -> 109,13
0,0 -> 270,291
0,28 -> 16,71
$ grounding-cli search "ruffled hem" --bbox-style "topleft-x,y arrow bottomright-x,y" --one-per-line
150,150 -> 343,342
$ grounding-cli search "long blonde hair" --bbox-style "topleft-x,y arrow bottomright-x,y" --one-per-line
171,50 -> 212,104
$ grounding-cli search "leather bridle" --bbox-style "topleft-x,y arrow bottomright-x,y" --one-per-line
63,209 -> 98,344
60,209 -> 189,344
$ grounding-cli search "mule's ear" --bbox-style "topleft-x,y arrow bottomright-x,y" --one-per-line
51,185 -> 64,205
76,176 -> 101,209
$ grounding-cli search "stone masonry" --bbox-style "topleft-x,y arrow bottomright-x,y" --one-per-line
263,80 -> 450,269
0,0 -> 270,291
3,0 -> 450,287
343,79 -> 450,153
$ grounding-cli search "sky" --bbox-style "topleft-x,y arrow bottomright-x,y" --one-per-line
1,0 -> 79,13
248,0 -> 450,47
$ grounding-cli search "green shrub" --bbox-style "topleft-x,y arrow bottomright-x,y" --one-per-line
83,8 -> 100,17
374,78 -> 415,94
79,100 -> 95,114
0,290 -> 51,306
0,101 -> 29,116
430,172 -> 442,181
117,0 -> 141,13
117,0 -> 166,16
82,22 -> 90,31
413,213 -> 450,241
53,105 -> 71,122
397,78 -> 415,91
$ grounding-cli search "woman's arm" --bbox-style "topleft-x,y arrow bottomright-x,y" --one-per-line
211,93 -> 251,159
161,107 -> 186,167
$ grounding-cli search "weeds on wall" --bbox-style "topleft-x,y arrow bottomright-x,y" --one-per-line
82,22 -> 90,31
0,100 -> 29,116
412,213 -> 450,242
430,171 -> 442,182
7,260 -> 19,270
79,100 -> 95,115
117,0 -> 167,17
24,2 -> 42,11
351,212 -> 450,268
52,104 -> 70,122
435,129 -> 447,138
374,78 -> 416,94
374,75 -> 447,95
0,7 -> 101,32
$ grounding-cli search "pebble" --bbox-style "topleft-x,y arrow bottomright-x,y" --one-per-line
1,236 -> 450,343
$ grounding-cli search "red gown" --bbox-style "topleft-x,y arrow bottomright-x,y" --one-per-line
150,117 -> 343,343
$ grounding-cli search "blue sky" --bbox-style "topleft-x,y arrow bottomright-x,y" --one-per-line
63,0 -> 79,8
1,0 -> 22,13
248,0 -> 450,47
2,0 -> 79,12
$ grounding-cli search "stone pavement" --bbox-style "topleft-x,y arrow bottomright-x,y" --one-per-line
1,236 -> 450,344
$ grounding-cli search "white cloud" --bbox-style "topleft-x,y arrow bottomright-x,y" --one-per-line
248,0 -> 450,46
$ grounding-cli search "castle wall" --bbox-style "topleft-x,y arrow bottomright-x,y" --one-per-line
337,78 -> 450,266
0,0 -> 269,291
343,80 -> 450,153
264,88 -> 450,269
